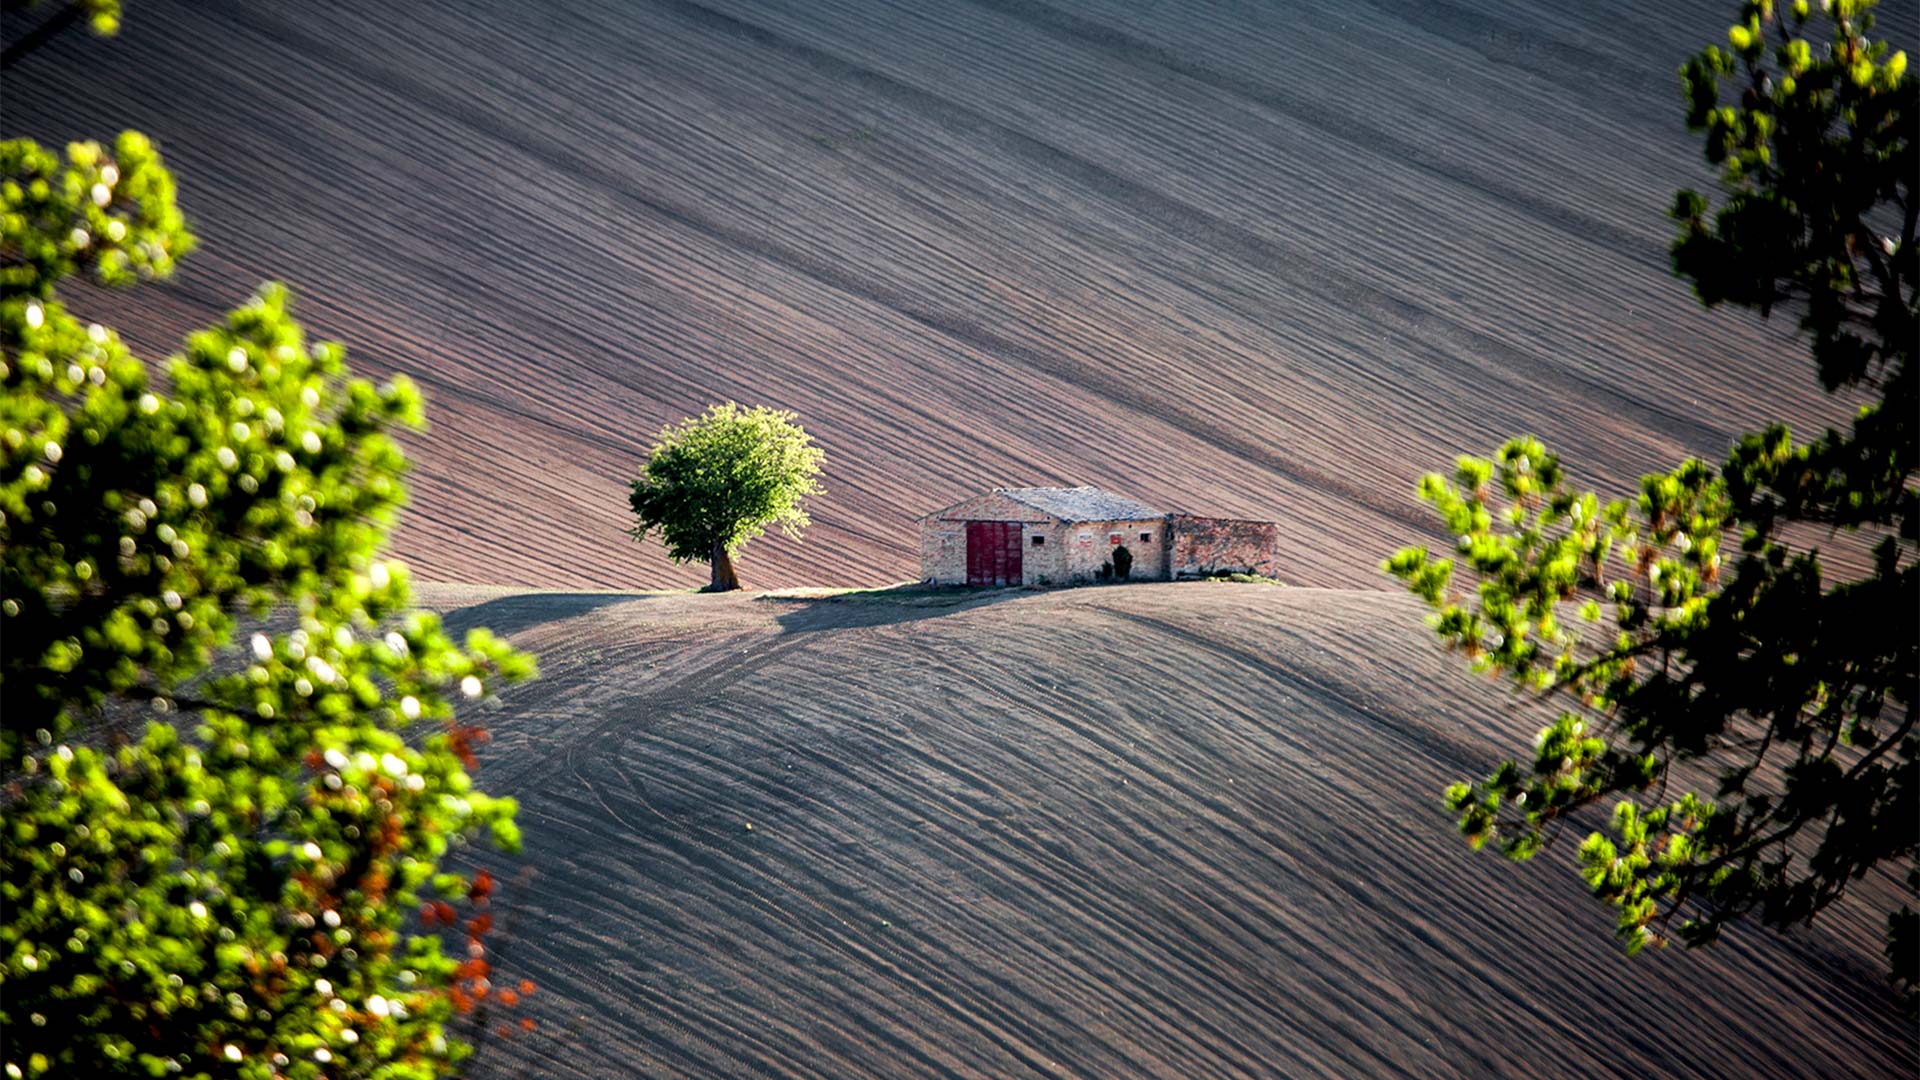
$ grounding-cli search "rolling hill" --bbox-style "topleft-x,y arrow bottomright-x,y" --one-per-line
422,582 -> 1912,1078
4,0 -> 1895,589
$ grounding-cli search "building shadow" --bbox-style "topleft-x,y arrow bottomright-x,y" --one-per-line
437,591 -> 658,639
761,584 -> 1032,635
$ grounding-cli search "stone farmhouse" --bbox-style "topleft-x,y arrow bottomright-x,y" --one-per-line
918,486 -> 1280,587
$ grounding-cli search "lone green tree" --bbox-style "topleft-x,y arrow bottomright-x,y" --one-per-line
1387,0 -> 1915,1007
627,403 -> 824,591
2,15 -> 535,1077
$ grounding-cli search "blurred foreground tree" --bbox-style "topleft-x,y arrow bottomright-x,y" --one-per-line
627,403 -> 824,591
1,22 -> 535,1078
1386,0 -> 1915,1008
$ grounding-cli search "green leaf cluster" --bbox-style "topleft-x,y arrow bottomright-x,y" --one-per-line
2,89 -> 534,1080
1,134 -> 191,297
1390,0 -> 1915,1011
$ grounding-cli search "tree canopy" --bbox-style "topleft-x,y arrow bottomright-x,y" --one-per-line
1,22 -> 535,1079
1387,0 -> 1915,1008
627,403 -> 825,591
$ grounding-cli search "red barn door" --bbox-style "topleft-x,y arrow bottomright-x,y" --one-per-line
1002,522 -> 1023,585
965,522 -> 1023,586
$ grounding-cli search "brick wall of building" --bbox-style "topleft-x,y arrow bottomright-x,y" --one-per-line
925,502 -> 1279,584
1056,519 -> 1170,583
1020,521 -> 1069,584
919,498 -> 1175,585
1168,515 -> 1280,579
918,493 -> 1053,585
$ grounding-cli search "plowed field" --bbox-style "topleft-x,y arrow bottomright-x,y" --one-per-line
5,0 -> 1884,588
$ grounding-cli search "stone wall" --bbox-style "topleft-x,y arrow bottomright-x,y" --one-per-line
1055,519 -> 1170,583
1021,521 -> 1069,584
1168,515 -> 1280,579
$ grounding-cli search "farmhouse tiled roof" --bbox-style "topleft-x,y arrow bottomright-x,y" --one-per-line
998,486 -> 1167,523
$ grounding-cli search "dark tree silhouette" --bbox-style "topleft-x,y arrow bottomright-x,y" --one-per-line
1388,0 -> 1916,1009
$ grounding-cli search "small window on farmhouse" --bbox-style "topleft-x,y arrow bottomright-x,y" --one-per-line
1031,534 -> 1045,547
1110,534 -> 1122,545
1140,532 -> 1152,543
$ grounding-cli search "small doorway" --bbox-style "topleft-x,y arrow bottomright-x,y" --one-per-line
965,521 -> 1023,587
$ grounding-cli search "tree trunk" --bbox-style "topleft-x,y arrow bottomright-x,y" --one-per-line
708,538 -> 741,592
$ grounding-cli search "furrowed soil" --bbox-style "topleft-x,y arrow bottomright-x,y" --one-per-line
419,583 -> 1912,1079
9,0 -> 1910,588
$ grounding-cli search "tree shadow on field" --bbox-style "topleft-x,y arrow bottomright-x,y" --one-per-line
760,584 -> 1030,635
437,592 -> 651,639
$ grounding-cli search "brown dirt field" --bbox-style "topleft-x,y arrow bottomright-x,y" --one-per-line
415,583 -> 1912,1078
9,0 -> 1909,588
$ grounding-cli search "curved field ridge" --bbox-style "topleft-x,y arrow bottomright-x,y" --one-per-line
423,583 -> 1911,1078
5,0 -> 1900,588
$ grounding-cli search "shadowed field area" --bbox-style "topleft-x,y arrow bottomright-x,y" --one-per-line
6,0 -> 1899,588
416,583 -> 1912,1078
